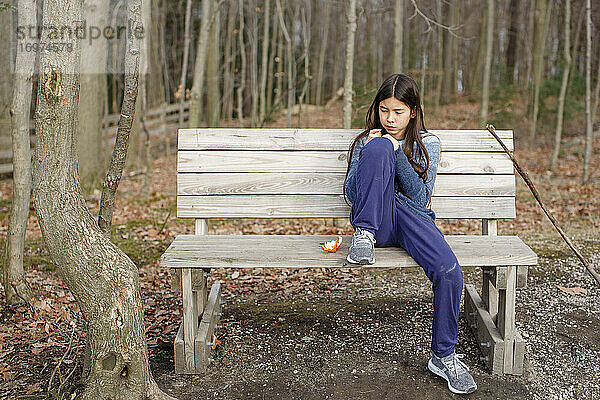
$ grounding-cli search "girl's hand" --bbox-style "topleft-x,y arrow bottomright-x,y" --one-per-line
366,129 -> 382,143
366,129 -> 399,151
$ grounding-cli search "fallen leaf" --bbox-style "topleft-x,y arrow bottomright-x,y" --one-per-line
555,285 -> 588,296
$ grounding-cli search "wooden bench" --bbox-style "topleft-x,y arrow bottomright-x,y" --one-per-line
160,128 -> 538,375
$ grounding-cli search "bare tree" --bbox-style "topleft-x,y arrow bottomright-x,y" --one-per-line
178,0 -> 193,126
583,0 -> 592,182
505,0 -> 519,84
266,7 -> 278,114
276,0 -> 292,127
2,0 -> 35,305
250,0 -> 259,127
78,0 -> 109,193
259,0 -> 271,123
189,0 -> 214,128
222,1 -> 237,120
314,0 -> 330,106
237,0 -> 246,125
393,0 -> 404,72
98,0 -> 144,236
32,0 -> 175,397
207,0 -> 221,126
529,0 -> 553,140
296,2 -> 311,127
342,0 -> 357,129
479,0 -> 494,127
0,3 -> 13,145
551,0 -> 572,171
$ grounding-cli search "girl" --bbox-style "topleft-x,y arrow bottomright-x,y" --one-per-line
343,74 -> 477,395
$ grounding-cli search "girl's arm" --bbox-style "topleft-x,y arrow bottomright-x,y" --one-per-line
344,136 -> 367,204
395,135 -> 441,207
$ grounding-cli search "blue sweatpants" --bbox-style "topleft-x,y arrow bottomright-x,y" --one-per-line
349,137 -> 463,358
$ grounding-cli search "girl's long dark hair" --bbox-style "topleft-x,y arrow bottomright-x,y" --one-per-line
343,73 -> 430,206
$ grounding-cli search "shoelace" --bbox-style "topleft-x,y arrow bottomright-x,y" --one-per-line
442,353 -> 470,379
353,228 -> 375,246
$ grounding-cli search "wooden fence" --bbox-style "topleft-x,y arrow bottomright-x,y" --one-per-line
0,101 -> 190,174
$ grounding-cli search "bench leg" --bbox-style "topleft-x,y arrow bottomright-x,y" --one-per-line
465,284 -> 504,374
497,266 -> 524,374
481,267 -> 499,324
468,266 -> 526,375
181,268 -> 199,372
174,267 -> 218,374
195,281 -> 222,373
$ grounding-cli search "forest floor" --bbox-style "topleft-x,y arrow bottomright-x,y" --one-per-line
1,99 -> 600,399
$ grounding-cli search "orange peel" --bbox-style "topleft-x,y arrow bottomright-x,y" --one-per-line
321,236 -> 343,253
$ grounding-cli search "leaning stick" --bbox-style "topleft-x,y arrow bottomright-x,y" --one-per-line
486,124 -> 600,285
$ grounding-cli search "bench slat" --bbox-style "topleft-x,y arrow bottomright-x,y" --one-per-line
178,129 -> 514,151
178,151 -> 514,174
160,234 -> 537,268
177,195 -> 516,219
177,173 -> 515,197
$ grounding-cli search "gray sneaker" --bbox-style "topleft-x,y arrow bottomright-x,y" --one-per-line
428,352 -> 477,394
346,227 -> 376,264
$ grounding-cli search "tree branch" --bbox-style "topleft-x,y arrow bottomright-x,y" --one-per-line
486,124 -> 600,286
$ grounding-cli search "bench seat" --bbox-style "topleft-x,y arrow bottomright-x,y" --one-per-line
161,234 -> 537,269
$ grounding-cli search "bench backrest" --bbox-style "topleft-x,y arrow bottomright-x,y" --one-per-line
176,129 -> 515,220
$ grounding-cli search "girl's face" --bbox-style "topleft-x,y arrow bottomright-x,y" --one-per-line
378,97 -> 416,139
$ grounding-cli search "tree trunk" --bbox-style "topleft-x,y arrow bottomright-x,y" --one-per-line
524,0 -> 535,98
237,0 -> 246,125
568,5 -> 585,88
433,0 -> 443,112
342,0 -> 356,129
468,7 -> 486,99
250,0 -> 259,127
98,0 -> 143,237
78,0 -> 108,193
296,2 -> 311,128
139,0 -> 152,196
550,0 -> 571,171
582,0 -> 592,183
32,0 -> 175,398
178,0 -> 193,126
479,0 -> 494,127
529,0 -> 552,140
276,0 -> 292,127
393,0 -> 404,72
266,8 -> 278,115
207,0 -> 221,127
315,1 -> 330,106
148,0 -> 166,108
441,0 -> 456,101
2,0 -> 35,305
593,41 -> 600,128
222,1 -> 236,121
189,0 -> 214,128
274,12 -> 283,108
259,0 -> 270,124
0,3 -> 13,144
505,0 -> 519,84
332,34 -> 341,102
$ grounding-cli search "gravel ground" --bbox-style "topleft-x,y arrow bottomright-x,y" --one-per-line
150,236 -> 600,400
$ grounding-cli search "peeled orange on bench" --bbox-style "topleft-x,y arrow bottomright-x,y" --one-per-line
321,236 -> 343,253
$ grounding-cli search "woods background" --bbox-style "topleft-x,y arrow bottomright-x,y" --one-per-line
0,0 -> 599,398
0,0 -> 598,190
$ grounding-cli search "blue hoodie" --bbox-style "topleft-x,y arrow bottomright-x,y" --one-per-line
344,131 -> 441,224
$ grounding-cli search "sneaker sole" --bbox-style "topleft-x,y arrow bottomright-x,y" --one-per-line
346,254 -> 375,265
427,358 -> 477,395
